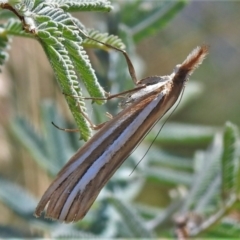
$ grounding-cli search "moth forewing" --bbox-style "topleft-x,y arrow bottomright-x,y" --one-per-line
35,45 -> 208,222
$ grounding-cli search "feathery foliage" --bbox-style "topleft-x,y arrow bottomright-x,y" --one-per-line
0,0 -> 122,140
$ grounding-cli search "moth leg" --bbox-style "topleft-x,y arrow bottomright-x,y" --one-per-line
64,84 -> 146,102
52,101 -> 108,133
105,112 -> 113,119
77,28 -> 140,85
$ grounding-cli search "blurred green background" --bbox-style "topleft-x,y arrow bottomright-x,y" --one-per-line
0,0 -> 240,237
138,2 -> 240,126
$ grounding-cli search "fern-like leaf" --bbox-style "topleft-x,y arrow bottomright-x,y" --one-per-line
108,197 -> 155,238
0,176 -> 37,219
10,101 -> 78,175
120,0 -> 188,42
0,176 -> 80,234
33,4 -> 108,139
207,217 -> 240,238
40,101 -> 78,168
148,123 -> 216,146
182,134 -> 222,212
41,41 -> 93,140
0,28 -> 10,71
51,230 -> 97,238
10,117 -> 59,175
1,0 -> 117,140
48,0 -> 112,12
194,174 -> 221,213
83,29 -> 126,51
2,18 -> 33,37
221,122 -> 240,199
147,147 -> 193,171
144,166 -> 193,186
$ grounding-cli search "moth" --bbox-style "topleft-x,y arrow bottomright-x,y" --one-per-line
35,42 -> 208,222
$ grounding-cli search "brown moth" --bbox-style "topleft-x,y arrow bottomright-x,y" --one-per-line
35,45 -> 208,222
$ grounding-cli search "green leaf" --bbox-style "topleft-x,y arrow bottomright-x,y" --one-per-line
182,134 -> 222,212
64,38 -> 105,102
83,29 -> 126,51
0,176 -> 37,219
189,194 -> 238,237
0,0 -> 115,140
0,18 -> 33,72
10,117 -> 59,175
130,0 -> 188,42
147,147 -> 193,171
147,123 -> 216,146
0,1 -> 128,140
194,174 -> 221,213
10,101 -> 78,175
33,4 -> 108,139
2,18 -> 32,37
143,166 -> 193,186
108,197 -> 155,238
0,225 -> 37,238
40,41 -> 92,140
0,176 -> 81,234
51,0 -> 112,12
0,7 -> 18,19
0,29 -> 9,71
221,122 -> 240,199
207,217 -> 240,238
145,200 -> 184,230
40,101 -> 77,168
